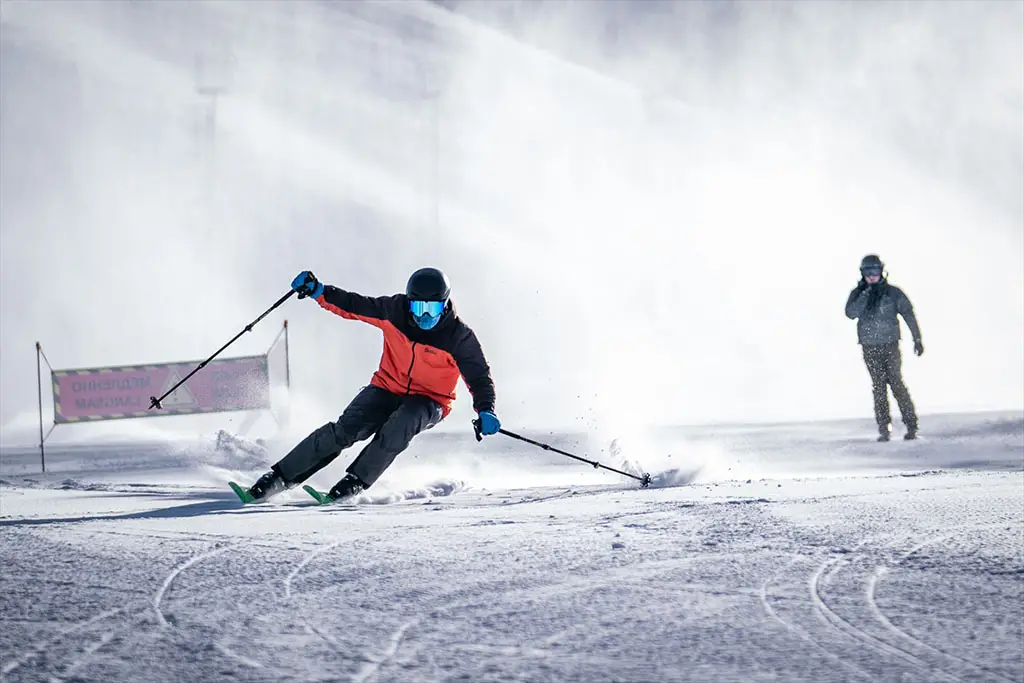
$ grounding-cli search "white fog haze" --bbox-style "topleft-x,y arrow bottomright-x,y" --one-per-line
1,0 -> 1021,444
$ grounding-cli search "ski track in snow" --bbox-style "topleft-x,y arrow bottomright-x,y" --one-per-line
56,628 -> 121,681
1,607 -> 127,678
351,619 -> 417,683
283,540 -> 353,656
151,541 -> 280,674
758,524 -> 1024,683
759,555 -> 876,682
864,525 -> 1022,683
283,542 -> 345,601
808,543 -> 961,683
153,543 -> 236,628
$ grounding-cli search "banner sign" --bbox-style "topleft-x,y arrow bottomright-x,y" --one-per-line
51,355 -> 270,423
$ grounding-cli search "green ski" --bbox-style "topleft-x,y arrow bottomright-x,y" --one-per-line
302,485 -> 334,505
229,481 -> 256,504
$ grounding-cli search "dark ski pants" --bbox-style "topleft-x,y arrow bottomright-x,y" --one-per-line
272,385 -> 443,488
862,342 -> 917,430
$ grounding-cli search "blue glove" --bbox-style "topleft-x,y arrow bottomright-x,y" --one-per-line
476,411 -> 500,436
291,270 -> 324,300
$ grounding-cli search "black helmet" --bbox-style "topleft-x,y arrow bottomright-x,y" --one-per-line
406,267 -> 450,301
406,268 -> 451,331
860,254 -> 884,276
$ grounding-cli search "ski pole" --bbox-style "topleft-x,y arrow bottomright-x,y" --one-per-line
149,289 -> 297,410
473,420 -> 652,488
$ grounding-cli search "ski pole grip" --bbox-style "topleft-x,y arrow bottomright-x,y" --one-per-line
472,419 -> 482,442
296,272 -> 317,299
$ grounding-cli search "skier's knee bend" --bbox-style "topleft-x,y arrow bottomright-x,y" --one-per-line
329,420 -> 360,448
378,426 -> 417,455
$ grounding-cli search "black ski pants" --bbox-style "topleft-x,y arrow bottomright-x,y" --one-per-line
862,342 -> 918,430
272,385 -> 443,488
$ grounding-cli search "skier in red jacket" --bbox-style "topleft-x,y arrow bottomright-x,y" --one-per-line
241,267 -> 500,503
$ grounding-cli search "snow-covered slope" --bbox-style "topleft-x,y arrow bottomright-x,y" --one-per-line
1,411 -> 1021,682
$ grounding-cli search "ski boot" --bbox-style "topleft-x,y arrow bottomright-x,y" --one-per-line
303,473 -> 366,505
248,469 -> 287,500
904,425 -> 918,441
229,468 -> 288,504
328,473 -> 366,501
877,424 -> 891,442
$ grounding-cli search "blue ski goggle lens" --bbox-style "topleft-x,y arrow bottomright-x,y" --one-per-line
862,267 -> 882,277
410,300 -> 445,317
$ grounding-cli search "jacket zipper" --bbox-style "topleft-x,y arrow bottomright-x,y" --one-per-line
405,342 -> 417,394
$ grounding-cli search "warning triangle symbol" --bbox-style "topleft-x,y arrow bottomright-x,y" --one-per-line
160,371 -> 199,409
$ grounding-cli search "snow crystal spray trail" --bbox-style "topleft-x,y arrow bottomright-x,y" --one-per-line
607,437 -> 702,489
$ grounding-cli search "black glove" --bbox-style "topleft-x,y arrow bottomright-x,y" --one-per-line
913,339 -> 924,356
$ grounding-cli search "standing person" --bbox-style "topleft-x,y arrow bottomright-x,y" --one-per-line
237,267 -> 501,503
845,254 -> 924,441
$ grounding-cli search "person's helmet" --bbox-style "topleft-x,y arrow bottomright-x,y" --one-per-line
406,267 -> 450,330
859,254 -> 884,279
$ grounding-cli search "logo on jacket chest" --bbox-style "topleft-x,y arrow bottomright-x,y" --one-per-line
416,344 -> 454,368
420,345 -> 446,361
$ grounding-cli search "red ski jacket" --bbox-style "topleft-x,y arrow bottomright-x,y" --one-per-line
315,285 -> 495,418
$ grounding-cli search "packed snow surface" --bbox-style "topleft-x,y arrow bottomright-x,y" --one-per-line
1,411 -> 1022,682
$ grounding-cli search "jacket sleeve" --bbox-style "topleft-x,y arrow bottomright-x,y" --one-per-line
451,326 -> 496,414
893,287 -> 922,342
845,286 -> 869,319
316,286 -> 397,328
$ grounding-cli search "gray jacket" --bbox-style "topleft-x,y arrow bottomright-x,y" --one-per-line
845,280 -> 921,346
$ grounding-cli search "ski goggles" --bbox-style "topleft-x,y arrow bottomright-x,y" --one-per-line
861,266 -> 882,277
410,300 -> 446,318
